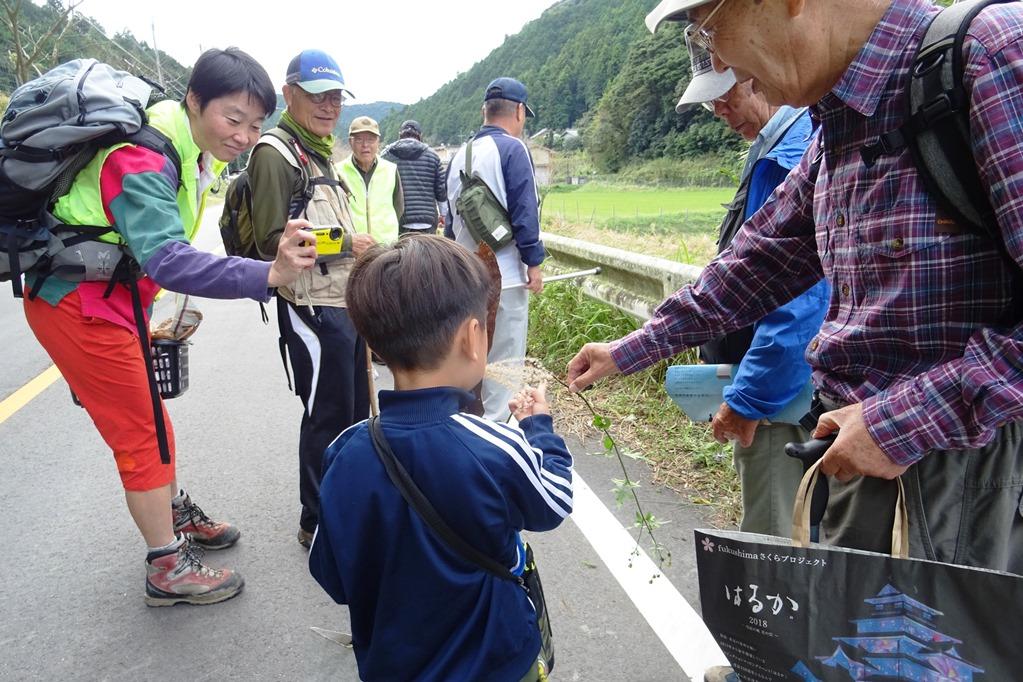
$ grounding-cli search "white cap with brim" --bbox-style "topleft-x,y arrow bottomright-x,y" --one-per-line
677,67 -> 736,113
646,0 -> 716,33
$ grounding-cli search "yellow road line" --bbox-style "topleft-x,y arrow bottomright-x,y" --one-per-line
0,365 -> 63,426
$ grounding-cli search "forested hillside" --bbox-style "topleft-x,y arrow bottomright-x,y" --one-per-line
0,2 -> 403,140
0,1 -> 189,97
379,0 -> 737,171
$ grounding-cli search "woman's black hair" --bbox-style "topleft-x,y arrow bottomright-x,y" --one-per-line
183,47 -> 277,116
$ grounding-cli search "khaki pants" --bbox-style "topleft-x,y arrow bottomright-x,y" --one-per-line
733,422 -> 810,536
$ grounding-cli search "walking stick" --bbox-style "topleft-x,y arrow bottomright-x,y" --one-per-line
366,342 -> 379,417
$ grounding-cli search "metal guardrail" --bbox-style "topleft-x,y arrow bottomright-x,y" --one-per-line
541,233 -> 703,321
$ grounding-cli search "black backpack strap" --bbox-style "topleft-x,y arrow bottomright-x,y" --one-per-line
125,263 -> 171,465
863,0 -> 1011,248
367,416 -> 522,585
125,125 -> 183,189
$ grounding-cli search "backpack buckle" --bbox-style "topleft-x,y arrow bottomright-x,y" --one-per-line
920,92 -> 957,126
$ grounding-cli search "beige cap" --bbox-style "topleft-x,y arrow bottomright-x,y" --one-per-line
348,116 -> 380,137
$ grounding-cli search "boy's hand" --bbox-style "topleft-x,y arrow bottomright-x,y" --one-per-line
509,382 -> 549,420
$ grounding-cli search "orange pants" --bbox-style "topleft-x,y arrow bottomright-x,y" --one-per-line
24,290 -> 176,491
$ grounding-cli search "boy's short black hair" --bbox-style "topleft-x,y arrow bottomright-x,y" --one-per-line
184,47 -> 277,116
347,235 -> 494,372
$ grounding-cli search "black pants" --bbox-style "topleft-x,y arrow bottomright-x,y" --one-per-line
277,296 -> 369,532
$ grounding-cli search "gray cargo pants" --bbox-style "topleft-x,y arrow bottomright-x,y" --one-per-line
813,392 -> 1023,573
733,422 -> 809,537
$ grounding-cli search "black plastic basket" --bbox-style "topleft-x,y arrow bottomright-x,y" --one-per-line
151,339 -> 189,399
70,340 -> 189,407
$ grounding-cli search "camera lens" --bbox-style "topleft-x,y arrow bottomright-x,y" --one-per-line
330,228 -> 342,240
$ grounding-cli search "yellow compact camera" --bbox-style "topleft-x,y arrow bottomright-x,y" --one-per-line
309,226 -> 346,256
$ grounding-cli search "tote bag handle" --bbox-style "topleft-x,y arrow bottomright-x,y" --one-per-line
791,459 -> 909,558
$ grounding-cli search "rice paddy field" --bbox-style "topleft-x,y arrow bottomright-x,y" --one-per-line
542,183 -> 733,266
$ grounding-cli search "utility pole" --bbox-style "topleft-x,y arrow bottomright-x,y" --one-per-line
151,20 -> 163,88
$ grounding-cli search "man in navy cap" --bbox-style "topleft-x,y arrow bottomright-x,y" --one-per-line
446,77 -> 544,422
230,48 -> 373,548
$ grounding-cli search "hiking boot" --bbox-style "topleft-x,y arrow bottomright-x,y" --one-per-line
172,489 -> 240,549
298,528 -> 314,549
704,666 -> 738,682
145,539 -> 244,607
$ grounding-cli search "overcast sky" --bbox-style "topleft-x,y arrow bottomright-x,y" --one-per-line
69,0 -> 562,104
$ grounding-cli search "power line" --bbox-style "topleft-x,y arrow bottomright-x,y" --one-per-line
72,11 -> 187,98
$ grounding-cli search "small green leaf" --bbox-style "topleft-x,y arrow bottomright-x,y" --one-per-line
592,415 -> 611,430
602,435 -> 614,450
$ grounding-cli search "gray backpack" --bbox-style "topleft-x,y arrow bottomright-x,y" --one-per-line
0,59 -> 181,297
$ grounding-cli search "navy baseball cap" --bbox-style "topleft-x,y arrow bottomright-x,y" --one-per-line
484,77 -> 535,118
285,49 -> 355,98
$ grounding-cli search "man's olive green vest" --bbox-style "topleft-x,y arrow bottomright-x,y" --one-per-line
338,156 -> 399,243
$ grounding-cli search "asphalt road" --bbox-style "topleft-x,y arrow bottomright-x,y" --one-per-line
0,219 -> 729,681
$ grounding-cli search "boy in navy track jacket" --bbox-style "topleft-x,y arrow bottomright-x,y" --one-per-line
309,234 -> 573,681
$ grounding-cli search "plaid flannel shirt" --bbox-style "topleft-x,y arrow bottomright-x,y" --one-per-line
611,0 -> 1023,466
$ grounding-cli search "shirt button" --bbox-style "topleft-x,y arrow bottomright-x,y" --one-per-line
810,339 -> 820,351
891,237 -> 904,249
841,283 -> 851,297
836,213 -> 846,227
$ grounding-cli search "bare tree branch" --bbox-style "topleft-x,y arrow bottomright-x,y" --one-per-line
1,0 -> 84,84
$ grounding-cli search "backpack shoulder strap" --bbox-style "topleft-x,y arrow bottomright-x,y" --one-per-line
905,0 -> 1009,242
124,125 -> 182,188
252,128 -> 315,220
863,0 -> 1010,245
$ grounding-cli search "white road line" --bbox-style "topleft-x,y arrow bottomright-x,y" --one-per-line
569,471 -> 728,681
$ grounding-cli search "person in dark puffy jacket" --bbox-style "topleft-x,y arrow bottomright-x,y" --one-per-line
382,120 -> 447,235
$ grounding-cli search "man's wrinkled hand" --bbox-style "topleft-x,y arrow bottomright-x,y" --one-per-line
813,403 -> 908,482
526,265 -> 544,294
566,342 -> 620,392
351,233 -> 377,258
711,402 -> 759,447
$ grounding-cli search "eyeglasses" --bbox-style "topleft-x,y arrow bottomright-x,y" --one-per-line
686,0 -> 729,54
305,91 -> 345,107
701,82 -> 739,112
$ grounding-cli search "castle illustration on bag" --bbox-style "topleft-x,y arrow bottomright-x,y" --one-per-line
792,584 -> 984,681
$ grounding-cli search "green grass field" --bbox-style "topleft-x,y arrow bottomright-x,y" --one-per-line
543,184 -> 734,222
541,183 -> 733,266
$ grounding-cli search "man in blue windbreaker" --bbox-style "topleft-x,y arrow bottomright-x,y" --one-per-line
682,30 -> 828,538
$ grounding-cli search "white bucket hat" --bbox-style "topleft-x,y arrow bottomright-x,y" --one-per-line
646,0 -> 718,34
677,25 -> 736,112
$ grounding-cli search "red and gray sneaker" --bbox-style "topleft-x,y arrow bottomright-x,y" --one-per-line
172,489 -> 240,549
145,538 -> 244,607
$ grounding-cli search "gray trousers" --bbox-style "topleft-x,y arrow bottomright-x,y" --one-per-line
733,422 -> 810,536
483,286 -> 529,422
820,414 -> 1023,573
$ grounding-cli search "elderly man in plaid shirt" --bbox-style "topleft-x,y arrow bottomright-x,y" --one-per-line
570,0 -> 1023,576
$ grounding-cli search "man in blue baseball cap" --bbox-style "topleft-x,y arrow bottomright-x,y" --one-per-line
445,76 -> 544,421
285,49 -> 355,99
483,76 -> 535,118
232,48 -> 374,548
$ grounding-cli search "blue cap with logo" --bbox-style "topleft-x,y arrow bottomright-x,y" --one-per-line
285,49 -> 355,98
484,77 -> 535,118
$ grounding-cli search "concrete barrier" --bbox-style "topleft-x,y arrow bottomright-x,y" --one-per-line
541,233 -> 703,321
